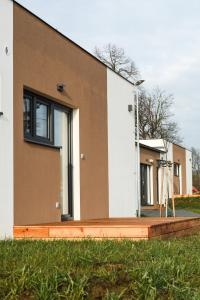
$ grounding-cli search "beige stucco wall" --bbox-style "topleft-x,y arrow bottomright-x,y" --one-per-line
13,4 -> 109,225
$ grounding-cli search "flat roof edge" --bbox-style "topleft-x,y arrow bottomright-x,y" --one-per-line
139,143 -> 166,153
140,139 -> 191,152
13,0 -> 135,87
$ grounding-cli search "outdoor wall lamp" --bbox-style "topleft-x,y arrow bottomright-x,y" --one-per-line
128,104 -> 133,112
80,153 -> 86,160
57,83 -> 65,92
134,79 -> 145,86
5,46 -> 9,56
147,158 -> 154,164
0,112 -> 3,117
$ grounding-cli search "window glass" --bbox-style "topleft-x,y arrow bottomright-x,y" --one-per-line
54,109 -> 62,147
54,109 -> 68,148
23,96 -> 32,135
36,102 -> 49,138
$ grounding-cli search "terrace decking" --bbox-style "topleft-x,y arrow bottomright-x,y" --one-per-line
14,217 -> 200,240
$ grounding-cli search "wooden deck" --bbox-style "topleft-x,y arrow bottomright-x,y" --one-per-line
14,217 -> 200,240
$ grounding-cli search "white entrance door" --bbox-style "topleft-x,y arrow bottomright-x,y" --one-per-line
54,109 -> 70,217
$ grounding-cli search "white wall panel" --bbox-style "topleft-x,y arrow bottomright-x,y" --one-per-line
107,69 -> 137,217
186,150 -> 192,194
0,0 -> 13,238
73,109 -> 80,220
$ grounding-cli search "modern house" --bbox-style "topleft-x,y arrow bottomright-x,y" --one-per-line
0,0 -> 193,239
0,0 -> 138,238
140,139 -> 193,207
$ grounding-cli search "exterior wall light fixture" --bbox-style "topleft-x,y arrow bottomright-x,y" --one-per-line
0,112 -> 3,117
5,46 -> 9,55
128,104 -> 133,112
148,158 -> 154,164
57,83 -> 65,92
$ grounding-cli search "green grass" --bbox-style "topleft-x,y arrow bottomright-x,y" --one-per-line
1,237 -> 200,299
174,197 -> 200,214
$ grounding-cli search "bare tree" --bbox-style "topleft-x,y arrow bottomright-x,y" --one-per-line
191,147 -> 200,190
94,43 -> 139,83
95,44 -> 182,144
138,87 -> 183,144
192,147 -> 200,173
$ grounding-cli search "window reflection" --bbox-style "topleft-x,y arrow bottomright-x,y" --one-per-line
23,96 -> 31,135
36,102 -> 49,138
54,109 -> 62,147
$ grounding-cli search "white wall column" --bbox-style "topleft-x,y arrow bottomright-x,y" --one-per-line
179,164 -> 182,194
72,109 -> 80,220
0,0 -> 14,238
107,69 -> 137,217
166,142 -> 173,198
150,165 -> 154,205
186,150 -> 192,194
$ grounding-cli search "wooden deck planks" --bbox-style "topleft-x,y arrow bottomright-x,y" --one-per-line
149,219 -> 200,238
48,226 -> 149,239
14,227 -> 49,238
14,217 -> 200,240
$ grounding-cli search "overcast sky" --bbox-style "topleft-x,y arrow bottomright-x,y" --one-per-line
17,0 -> 200,149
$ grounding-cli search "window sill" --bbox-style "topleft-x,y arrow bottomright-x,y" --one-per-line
24,138 -> 62,150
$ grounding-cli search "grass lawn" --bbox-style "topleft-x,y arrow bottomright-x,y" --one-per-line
1,237 -> 200,299
175,197 -> 200,214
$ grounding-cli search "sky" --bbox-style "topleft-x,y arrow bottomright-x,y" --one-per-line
17,0 -> 200,149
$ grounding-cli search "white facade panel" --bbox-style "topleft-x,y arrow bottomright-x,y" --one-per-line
0,0 -> 14,238
73,109 -> 80,220
150,165 -> 154,205
186,150 -> 192,194
179,164 -> 182,194
107,69 -> 137,217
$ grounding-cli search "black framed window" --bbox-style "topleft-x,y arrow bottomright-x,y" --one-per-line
23,90 -> 72,148
23,91 -> 53,147
23,91 -> 53,145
